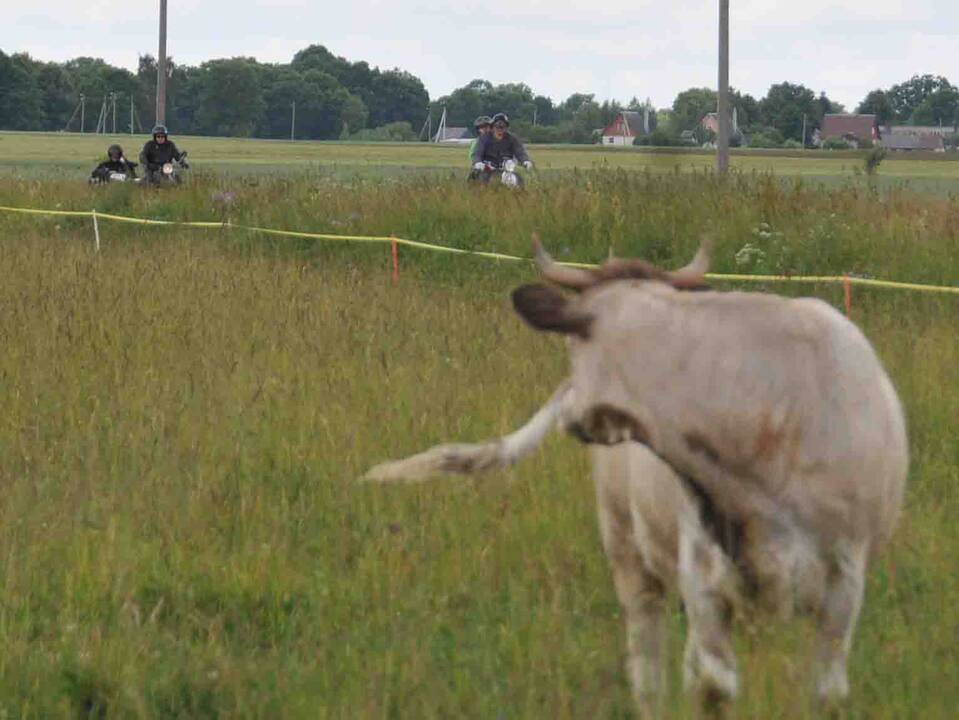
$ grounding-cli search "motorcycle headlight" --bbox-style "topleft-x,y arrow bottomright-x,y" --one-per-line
162,163 -> 174,175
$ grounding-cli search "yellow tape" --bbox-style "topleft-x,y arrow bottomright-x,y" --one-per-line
2,205 -> 958,295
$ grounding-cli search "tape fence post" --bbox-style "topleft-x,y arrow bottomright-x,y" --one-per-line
92,209 -> 100,252
843,274 -> 852,315
391,235 -> 399,285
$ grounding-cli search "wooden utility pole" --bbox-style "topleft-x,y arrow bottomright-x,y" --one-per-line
80,94 -> 86,133
291,100 -> 296,141
717,0 -> 730,174
156,0 -> 168,126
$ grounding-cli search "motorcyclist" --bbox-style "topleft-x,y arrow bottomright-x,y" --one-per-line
468,115 -> 492,162
470,113 -> 532,181
139,125 -> 188,183
90,144 -> 137,183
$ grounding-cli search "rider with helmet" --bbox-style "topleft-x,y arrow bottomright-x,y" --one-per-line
139,125 -> 188,184
469,115 -> 492,162
90,144 -> 137,183
470,113 -> 532,180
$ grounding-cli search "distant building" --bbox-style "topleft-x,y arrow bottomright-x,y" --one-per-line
820,114 -> 877,147
880,126 -> 946,152
700,108 -> 739,136
601,110 -> 652,146
434,126 -> 471,143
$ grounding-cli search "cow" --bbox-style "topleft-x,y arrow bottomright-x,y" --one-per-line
365,237 -> 908,716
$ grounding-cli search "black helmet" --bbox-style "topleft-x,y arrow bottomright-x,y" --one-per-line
474,115 -> 492,130
491,112 -> 510,128
152,124 -> 169,139
108,144 -> 123,160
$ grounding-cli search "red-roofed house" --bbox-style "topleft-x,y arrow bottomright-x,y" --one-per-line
601,110 -> 652,146
820,114 -> 877,147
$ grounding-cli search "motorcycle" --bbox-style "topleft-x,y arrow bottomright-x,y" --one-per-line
89,164 -> 140,185
471,157 -> 526,189
146,152 -> 190,186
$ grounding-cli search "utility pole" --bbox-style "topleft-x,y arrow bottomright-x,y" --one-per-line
112,93 -> 118,134
533,106 -> 538,126
717,0 -> 730,174
801,113 -> 807,149
130,95 -> 135,135
291,100 -> 296,141
156,0 -> 168,126
80,94 -> 86,134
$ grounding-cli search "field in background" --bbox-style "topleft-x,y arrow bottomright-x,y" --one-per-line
3,131 -> 959,193
0,164 -> 957,717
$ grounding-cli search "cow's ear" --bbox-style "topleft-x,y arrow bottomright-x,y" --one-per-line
512,284 -> 593,339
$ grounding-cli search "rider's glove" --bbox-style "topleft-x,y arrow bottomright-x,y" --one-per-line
524,161 -> 533,170
473,162 -> 485,171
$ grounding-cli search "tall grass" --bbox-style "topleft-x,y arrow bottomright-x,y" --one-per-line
0,172 -> 956,718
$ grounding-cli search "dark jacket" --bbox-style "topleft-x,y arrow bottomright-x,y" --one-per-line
139,140 -> 184,170
91,158 -> 137,181
471,132 -> 529,166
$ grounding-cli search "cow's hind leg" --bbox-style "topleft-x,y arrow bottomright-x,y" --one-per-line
597,490 -> 668,716
813,540 -> 868,703
679,523 -> 739,714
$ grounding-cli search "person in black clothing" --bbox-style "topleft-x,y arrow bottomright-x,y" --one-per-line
89,144 -> 137,183
470,113 -> 533,181
139,125 -> 188,184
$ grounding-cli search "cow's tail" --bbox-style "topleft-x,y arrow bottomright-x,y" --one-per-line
363,382 -> 569,482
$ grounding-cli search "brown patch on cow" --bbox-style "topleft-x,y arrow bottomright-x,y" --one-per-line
684,431 -> 721,464
753,415 -> 787,462
567,404 -> 650,446
511,284 -> 593,338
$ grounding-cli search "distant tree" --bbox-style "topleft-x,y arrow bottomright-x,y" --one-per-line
857,89 -> 894,125
759,82 -> 819,142
887,74 -> 955,123
0,52 -> 44,129
671,87 -> 716,131
431,79 -> 492,126
911,87 -> 959,127
291,45 -> 350,80
486,82 -> 537,123
193,58 -> 266,136
340,93 -> 369,135
532,95 -> 558,125
36,63 -> 76,130
366,70 -> 428,127
730,87 -> 760,128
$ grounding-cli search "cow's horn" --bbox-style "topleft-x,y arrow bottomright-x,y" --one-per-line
532,233 -> 596,290
677,235 -> 712,275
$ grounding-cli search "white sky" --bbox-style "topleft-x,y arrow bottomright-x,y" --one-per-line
4,1 -> 957,110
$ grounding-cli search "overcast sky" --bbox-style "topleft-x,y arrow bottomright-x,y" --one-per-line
4,1 -> 956,110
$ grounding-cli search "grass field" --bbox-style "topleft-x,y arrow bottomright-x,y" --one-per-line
0,149 -> 957,717
2,131 -> 959,194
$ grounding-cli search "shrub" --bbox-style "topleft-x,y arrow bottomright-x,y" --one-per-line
349,122 -> 417,142
863,146 -> 888,176
748,132 -> 781,149
642,128 -> 683,147
822,136 -> 852,150
782,139 -> 803,149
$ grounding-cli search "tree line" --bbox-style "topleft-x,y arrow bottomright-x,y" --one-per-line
0,45 -> 429,140
1,44 -> 956,146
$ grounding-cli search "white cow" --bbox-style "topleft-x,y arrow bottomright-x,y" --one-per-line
366,238 -> 908,716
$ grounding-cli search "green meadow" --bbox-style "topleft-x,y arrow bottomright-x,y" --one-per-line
0,142 -> 956,718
